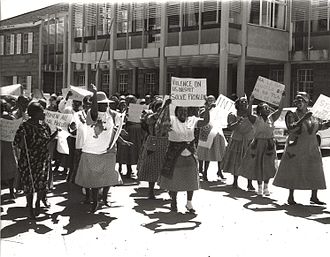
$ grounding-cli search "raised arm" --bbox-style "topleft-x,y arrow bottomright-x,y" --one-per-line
247,94 -> 257,124
270,91 -> 286,122
89,84 -> 98,122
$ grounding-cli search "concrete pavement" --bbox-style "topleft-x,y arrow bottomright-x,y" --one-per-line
1,156 -> 330,257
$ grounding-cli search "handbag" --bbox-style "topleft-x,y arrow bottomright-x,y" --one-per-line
146,136 -> 157,152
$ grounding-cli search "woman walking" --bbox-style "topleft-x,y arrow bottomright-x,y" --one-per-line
273,92 -> 329,205
221,97 -> 255,190
160,101 -> 214,213
238,92 -> 285,196
14,102 -> 57,219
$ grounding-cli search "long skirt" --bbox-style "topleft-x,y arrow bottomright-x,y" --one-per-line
221,137 -> 251,175
137,136 -> 168,182
75,148 -> 123,188
1,141 -> 17,182
273,134 -> 326,190
197,133 -> 227,161
237,138 -> 277,181
159,155 -> 199,192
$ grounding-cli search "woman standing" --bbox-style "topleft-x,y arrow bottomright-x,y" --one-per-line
137,98 -> 170,199
197,95 -> 227,181
160,101 -> 214,213
221,97 -> 255,190
75,86 -> 130,213
13,102 -> 57,219
238,92 -> 285,196
273,92 -> 329,205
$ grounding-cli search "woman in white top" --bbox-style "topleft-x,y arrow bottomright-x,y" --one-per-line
75,85 -> 131,213
160,101 -> 214,213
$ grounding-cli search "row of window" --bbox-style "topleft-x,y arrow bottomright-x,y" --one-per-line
11,75 -> 32,93
0,32 -> 33,55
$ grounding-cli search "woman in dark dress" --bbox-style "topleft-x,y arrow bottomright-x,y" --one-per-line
14,102 -> 57,219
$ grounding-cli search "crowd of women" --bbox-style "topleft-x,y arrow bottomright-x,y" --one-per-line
1,85 -> 329,219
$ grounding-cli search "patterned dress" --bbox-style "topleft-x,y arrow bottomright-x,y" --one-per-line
237,116 -> 277,181
273,111 -> 326,190
13,121 -> 51,194
221,114 -> 254,175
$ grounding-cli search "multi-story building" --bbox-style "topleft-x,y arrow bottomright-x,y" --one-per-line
1,1 -> 330,104
0,4 -> 69,95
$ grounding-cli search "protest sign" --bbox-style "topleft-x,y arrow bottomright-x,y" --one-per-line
0,84 -> 22,96
32,88 -> 45,100
211,94 -> 236,128
252,76 -> 285,106
62,85 -> 92,102
0,118 -> 22,142
127,104 -> 149,123
44,110 -> 73,133
310,94 -> 330,120
171,77 -> 207,107
109,111 -> 126,150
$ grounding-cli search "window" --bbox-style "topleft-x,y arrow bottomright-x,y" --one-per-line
270,69 -> 284,83
16,34 -> 21,54
22,32 -> 33,54
296,69 -> 314,101
118,73 -> 128,93
78,74 -> 85,87
0,35 -> 4,55
183,2 -> 199,28
249,0 -> 287,30
310,0 -> 330,32
145,73 -> 156,94
102,73 -> 109,85
13,76 -> 17,84
117,7 -> 128,33
167,2 -> 180,29
5,35 -> 11,55
10,34 -> 15,54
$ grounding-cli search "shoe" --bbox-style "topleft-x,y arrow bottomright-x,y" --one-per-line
185,205 -> 196,214
310,198 -> 326,205
41,198 -> 51,208
287,199 -> 297,205
247,186 -> 255,192
217,171 -> 226,180
90,201 -> 99,213
263,188 -> 270,196
28,207 -> 36,220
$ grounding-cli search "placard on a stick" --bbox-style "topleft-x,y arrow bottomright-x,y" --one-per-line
171,77 -> 207,107
310,94 -> 330,120
252,76 -> 285,106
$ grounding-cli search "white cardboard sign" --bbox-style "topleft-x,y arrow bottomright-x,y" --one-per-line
44,110 -> 73,133
62,85 -> 92,102
252,76 -> 285,106
0,118 -> 22,142
310,94 -> 330,120
171,77 -> 207,107
127,104 -> 149,123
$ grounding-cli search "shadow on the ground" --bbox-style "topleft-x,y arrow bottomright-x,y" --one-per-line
201,180 -> 330,224
131,187 -> 201,233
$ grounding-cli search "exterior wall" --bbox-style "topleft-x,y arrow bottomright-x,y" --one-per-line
0,26 -> 40,91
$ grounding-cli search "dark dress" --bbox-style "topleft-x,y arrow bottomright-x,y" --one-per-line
13,121 -> 51,194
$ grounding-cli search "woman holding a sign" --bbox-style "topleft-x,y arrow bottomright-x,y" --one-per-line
13,102 -> 57,219
160,101 -> 214,213
238,92 -> 285,196
273,92 -> 329,205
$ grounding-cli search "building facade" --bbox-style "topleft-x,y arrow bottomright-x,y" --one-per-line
1,1 -> 330,104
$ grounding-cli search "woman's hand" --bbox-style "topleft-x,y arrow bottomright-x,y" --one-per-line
303,111 -> 313,120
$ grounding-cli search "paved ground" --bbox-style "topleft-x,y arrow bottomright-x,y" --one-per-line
1,152 -> 330,257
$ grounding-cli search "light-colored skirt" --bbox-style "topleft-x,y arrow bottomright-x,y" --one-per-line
159,155 -> 199,192
273,134 -> 326,190
197,133 -> 227,161
75,148 -> 123,188
237,138 -> 277,181
221,137 -> 251,175
137,136 -> 168,182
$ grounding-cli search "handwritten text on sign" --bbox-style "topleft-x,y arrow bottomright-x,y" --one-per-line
252,76 -> 285,106
44,110 -> 73,133
310,94 -> 330,120
127,104 -> 149,123
0,118 -> 22,142
171,77 -> 207,107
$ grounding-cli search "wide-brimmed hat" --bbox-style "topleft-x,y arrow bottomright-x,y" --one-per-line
295,91 -> 310,103
97,91 -> 113,103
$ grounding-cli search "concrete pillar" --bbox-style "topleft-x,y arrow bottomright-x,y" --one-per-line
67,4 -> 74,87
159,3 -> 167,95
132,68 -> 137,94
237,0 -> 248,97
284,62 -> 291,106
38,20 -> 44,90
109,4 -> 117,95
218,1 -> 229,96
